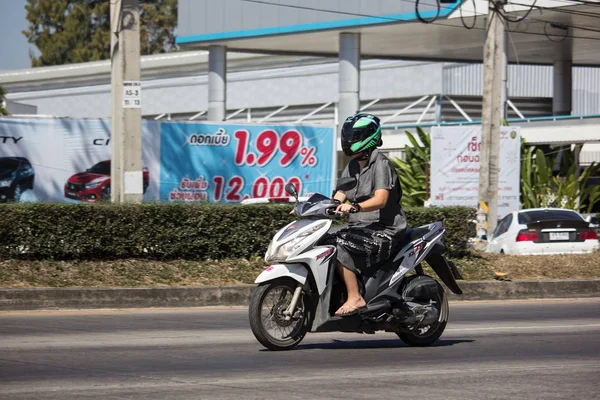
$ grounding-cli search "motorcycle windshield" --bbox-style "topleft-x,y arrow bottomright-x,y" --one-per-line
296,193 -> 334,216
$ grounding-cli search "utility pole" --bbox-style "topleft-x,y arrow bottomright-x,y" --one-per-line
478,0 -> 505,238
110,0 -> 143,203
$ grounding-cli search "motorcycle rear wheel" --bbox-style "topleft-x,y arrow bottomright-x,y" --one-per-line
396,289 -> 449,346
249,278 -> 310,351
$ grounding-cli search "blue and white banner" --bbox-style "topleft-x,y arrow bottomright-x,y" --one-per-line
159,122 -> 336,202
0,117 -> 160,203
0,118 -> 336,204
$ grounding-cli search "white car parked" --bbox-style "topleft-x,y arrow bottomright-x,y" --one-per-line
485,208 -> 599,255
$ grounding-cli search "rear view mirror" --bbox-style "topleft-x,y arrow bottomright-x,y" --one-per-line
285,183 -> 298,200
335,177 -> 357,192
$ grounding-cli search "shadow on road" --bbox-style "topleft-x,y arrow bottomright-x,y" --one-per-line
287,338 -> 475,351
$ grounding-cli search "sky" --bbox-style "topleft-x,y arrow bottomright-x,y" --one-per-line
0,0 -> 36,71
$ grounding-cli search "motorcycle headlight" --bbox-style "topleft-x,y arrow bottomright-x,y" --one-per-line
84,181 -> 101,189
265,222 -> 328,263
0,179 -> 13,188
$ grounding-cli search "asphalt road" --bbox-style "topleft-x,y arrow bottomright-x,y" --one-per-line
1,299 -> 599,400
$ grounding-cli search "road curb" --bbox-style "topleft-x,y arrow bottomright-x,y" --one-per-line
1,279 -> 600,311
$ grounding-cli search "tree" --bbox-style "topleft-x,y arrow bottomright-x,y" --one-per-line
521,145 -> 600,213
0,86 -> 8,116
393,127 -> 600,213
23,0 -> 177,67
391,127 -> 430,207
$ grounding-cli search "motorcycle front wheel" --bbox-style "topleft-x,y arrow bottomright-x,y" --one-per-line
249,278 -> 310,351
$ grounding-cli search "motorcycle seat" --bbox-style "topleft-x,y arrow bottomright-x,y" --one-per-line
399,227 -> 430,246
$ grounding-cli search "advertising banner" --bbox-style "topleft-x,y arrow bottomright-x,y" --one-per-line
430,126 -> 521,218
159,122 -> 336,202
0,118 -> 160,203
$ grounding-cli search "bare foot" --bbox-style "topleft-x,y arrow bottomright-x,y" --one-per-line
335,297 -> 367,316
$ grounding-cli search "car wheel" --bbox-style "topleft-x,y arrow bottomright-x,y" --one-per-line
102,185 -> 111,201
29,177 -> 35,191
12,185 -> 22,202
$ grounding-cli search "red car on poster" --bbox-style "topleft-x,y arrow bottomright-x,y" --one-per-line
64,160 -> 149,202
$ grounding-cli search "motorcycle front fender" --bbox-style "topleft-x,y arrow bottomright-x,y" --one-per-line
255,263 -> 308,285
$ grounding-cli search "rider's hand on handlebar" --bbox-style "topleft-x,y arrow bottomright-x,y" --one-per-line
336,203 -> 358,214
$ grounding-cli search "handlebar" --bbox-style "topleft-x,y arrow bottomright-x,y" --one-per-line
325,206 -> 358,216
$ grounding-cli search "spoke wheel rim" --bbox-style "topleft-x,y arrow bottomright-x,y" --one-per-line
260,285 -> 305,342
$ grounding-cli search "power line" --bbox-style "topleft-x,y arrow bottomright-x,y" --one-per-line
543,0 -> 600,6
460,0 -> 478,30
502,6 -> 600,35
544,22 -> 570,42
509,1 -> 600,20
499,0 -> 538,23
240,0 -> 600,43
415,0 -> 441,23
240,0 -> 479,22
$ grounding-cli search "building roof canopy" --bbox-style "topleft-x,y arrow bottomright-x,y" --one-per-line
176,1 -> 600,66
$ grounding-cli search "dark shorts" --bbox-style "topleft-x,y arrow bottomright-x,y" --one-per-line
332,225 -> 404,277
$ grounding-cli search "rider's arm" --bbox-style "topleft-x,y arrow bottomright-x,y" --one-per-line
333,191 -> 347,204
351,159 -> 394,212
353,189 -> 389,212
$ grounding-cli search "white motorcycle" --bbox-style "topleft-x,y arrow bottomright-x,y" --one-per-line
249,178 -> 463,351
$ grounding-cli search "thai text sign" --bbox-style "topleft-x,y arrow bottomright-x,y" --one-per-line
159,122 -> 336,202
430,126 -> 521,218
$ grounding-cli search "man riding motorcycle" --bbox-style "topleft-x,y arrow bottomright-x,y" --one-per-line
331,113 -> 407,316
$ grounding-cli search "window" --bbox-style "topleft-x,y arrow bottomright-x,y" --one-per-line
493,214 -> 513,238
518,210 -> 583,224
0,158 -> 19,170
88,161 -> 111,175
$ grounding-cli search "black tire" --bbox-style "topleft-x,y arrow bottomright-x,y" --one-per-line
396,286 -> 449,347
249,278 -> 310,351
102,185 -> 111,201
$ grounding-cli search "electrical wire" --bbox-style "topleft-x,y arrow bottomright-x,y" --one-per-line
415,0 -> 441,24
509,1 -> 600,21
240,0 -> 600,44
502,18 -> 522,65
460,0 -> 477,29
549,0 -> 600,6
519,15 -> 600,35
544,22 -> 570,42
239,0 -> 417,23
497,0 -> 539,23
240,0 -> 476,24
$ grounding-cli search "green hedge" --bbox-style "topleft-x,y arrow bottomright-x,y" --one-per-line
0,203 -> 475,260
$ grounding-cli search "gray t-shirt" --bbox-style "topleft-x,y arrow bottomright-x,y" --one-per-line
341,149 -> 406,237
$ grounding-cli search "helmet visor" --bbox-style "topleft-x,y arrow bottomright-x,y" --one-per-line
341,125 -> 367,142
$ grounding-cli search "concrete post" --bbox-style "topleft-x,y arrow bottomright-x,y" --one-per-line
553,59 -> 572,116
501,29 -> 508,121
110,0 -> 123,203
478,3 -> 504,238
208,45 -> 227,122
110,0 -> 143,203
338,32 -> 361,129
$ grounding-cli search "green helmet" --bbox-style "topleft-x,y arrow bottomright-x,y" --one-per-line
341,113 -> 382,157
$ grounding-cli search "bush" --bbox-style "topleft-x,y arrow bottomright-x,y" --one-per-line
0,203 -> 475,260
